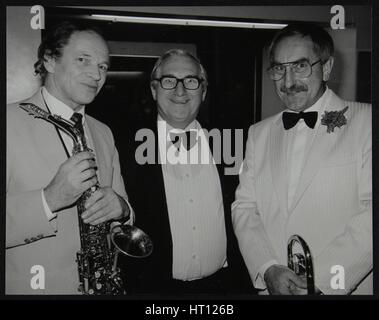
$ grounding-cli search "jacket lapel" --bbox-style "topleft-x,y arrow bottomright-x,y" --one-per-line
289,91 -> 346,211
139,120 -> 174,280
24,90 -> 68,177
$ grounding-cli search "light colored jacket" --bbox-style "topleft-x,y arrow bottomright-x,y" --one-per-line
232,90 -> 372,295
6,89 -> 128,294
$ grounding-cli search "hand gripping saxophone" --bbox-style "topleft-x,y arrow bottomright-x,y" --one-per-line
19,103 -> 153,295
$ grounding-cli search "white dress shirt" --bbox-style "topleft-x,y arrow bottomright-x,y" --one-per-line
157,117 -> 227,281
287,88 -> 330,208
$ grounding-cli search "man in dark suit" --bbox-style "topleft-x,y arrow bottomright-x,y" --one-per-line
120,49 -> 252,295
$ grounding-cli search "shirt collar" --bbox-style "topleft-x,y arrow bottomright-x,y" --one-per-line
41,87 -> 86,124
157,115 -> 199,139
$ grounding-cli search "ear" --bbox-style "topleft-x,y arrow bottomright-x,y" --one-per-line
322,56 -> 334,82
201,85 -> 207,102
43,54 -> 56,74
150,81 -> 157,101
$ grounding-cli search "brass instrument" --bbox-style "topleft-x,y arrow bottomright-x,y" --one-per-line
287,234 -> 315,294
19,103 -> 153,295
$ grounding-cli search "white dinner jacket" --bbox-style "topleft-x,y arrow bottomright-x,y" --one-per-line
232,90 -> 372,295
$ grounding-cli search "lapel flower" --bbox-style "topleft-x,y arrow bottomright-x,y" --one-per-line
321,106 -> 349,133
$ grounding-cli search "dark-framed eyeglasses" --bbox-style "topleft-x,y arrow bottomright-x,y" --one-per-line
267,59 -> 322,81
153,76 -> 203,90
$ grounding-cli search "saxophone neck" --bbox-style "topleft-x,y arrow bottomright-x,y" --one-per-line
48,114 -> 88,152
19,102 -> 86,150
72,138 -> 87,154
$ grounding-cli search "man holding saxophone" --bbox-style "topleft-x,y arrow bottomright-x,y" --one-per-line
232,23 -> 372,295
6,21 -> 131,294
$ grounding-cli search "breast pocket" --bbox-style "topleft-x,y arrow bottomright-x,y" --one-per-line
315,157 -> 358,214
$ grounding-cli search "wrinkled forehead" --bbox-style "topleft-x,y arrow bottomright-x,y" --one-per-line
158,55 -> 201,77
64,30 -> 110,62
273,35 -> 318,63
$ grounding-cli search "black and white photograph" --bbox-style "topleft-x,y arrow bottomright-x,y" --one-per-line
4,2 -> 374,306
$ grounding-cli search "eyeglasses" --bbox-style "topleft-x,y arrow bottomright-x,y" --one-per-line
267,59 -> 322,81
154,76 -> 203,90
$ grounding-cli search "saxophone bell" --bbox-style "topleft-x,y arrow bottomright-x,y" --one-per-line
110,224 -> 153,258
287,234 -> 315,294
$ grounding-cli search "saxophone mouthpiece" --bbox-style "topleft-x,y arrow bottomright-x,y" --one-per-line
19,103 -> 50,120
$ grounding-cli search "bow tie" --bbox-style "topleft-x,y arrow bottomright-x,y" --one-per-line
169,131 -> 198,151
282,111 -> 318,130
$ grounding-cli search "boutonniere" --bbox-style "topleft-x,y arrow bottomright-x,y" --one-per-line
321,106 -> 349,133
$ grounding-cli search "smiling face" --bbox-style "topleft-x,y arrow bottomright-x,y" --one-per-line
44,30 -> 109,110
151,55 -> 207,129
273,34 -> 333,112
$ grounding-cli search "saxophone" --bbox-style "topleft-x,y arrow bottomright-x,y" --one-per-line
19,103 -> 125,295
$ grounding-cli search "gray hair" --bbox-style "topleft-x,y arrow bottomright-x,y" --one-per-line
150,49 -> 208,88
268,23 -> 334,65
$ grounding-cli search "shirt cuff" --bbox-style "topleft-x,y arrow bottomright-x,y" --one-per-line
41,189 -> 57,221
254,259 -> 278,290
116,197 -> 135,225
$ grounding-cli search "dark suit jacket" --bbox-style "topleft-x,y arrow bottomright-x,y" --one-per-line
119,116 -> 254,294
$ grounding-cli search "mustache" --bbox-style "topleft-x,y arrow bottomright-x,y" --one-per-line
280,85 -> 308,94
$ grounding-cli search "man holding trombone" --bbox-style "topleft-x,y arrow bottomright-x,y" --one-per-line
232,23 -> 372,295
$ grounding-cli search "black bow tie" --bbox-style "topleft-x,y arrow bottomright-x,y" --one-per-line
169,131 -> 198,151
282,111 -> 318,130
70,113 -> 84,135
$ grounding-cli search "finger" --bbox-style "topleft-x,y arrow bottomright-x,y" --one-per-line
290,286 -> 308,295
76,159 -> 97,173
84,206 -> 112,224
85,196 -> 107,217
84,189 -> 104,209
82,177 -> 98,191
82,196 -> 108,220
288,281 -> 302,295
278,275 -> 298,295
79,168 -> 97,182
287,272 -> 307,289
89,215 -> 108,226
65,169 -> 95,193
288,280 -> 308,295
267,278 -> 290,295
71,151 -> 96,164
274,283 -> 293,295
